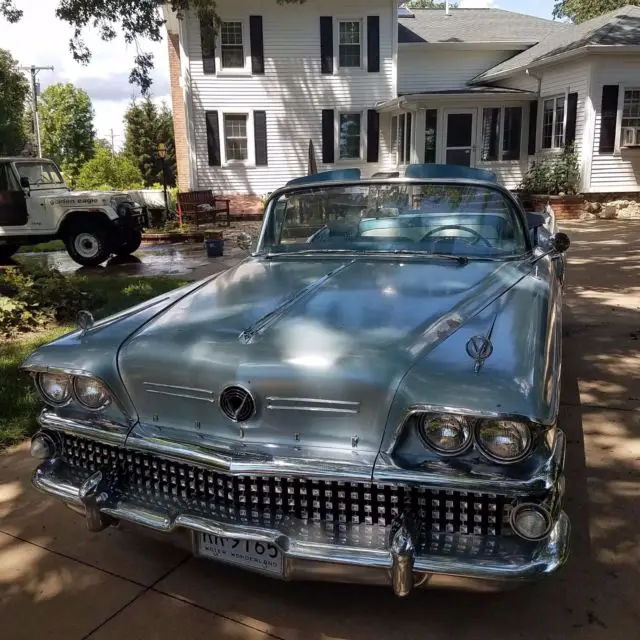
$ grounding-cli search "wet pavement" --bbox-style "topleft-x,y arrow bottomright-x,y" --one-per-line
16,242 -> 249,280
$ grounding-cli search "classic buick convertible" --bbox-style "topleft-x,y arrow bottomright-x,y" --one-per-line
23,165 -> 571,596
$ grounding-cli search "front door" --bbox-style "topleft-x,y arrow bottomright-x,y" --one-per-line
0,164 -> 28,228
443,110 -> 476,167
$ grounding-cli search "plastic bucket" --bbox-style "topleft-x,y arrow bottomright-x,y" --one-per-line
204,238 -> 224,257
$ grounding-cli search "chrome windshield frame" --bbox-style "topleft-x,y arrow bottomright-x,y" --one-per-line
256,178 -> 533,256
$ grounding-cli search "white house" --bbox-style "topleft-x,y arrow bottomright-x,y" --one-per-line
164,2 -> 640,209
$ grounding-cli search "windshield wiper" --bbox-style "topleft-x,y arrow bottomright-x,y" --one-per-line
265,249 -> 468,265
390,250 -> 469,265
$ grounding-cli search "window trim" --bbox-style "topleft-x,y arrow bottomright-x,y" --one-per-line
479,105 -> 523,164
216,19 -> 251,75
540,94 -> 568,151
219,110 -> 255,167
336,111 -> 364,162
619,85 -> 640,150
334,17 -> 366,72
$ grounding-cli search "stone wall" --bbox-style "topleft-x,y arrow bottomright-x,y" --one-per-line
225,195 -> 263,215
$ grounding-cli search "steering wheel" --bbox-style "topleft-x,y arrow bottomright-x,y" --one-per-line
421,225 -> 492,247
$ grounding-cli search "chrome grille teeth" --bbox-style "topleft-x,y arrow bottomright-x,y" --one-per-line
61,435 -> 507,537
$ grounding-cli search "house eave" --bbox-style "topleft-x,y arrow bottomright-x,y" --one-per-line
398,41 -> 533,51
377,90 -> 537,112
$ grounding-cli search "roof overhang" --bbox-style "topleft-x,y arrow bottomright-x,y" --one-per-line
473,44 -> 640,84
377,90 -> 537,112
398,41 -> 534,51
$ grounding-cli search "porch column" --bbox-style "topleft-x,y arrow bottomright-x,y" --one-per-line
412,108 -> 427,165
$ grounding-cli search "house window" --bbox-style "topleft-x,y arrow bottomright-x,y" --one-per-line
339,113 -> 361,159
220,21 -> 245,69
542,96 -> 565,149
481,106 -> 522,161
224,114 -> 248,161
622,88 -> 640,146
339,21 -> 361,68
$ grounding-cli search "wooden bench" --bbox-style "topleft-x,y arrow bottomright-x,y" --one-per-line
177,190 -> 231,228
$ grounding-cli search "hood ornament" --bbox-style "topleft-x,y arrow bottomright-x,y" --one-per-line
466,335 -> 493,374
77,310 -> 95,335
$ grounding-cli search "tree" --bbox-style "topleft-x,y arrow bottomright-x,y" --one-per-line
124,98 -> 176,187
553,0 -> 640,22
76,144 -> 143,191
0,48 -> 29,156
406,1 -> 459,8
1,1 -> 308,95
39,83 -> 95,184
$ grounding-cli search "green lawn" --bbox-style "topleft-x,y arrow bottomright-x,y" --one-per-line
18,240 -> 66,253
0,275 -> 187,450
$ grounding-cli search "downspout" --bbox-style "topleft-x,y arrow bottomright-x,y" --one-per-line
525,68 -> 542,95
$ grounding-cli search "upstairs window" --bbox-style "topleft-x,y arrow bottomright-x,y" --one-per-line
622,88 -> 640,147
542,96 -> 565,149
339,21 -> 362,68
339,113 -> 362,159
481,106 -> 522,161
224,114 -> 248,161
220,21 -> 245,69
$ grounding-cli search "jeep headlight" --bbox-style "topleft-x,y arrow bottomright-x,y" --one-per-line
73,376 -> 111,410
37,373 -> 72,406
475,419 -> 532,463
418,413 -> 472,455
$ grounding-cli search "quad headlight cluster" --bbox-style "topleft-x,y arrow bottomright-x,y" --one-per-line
417,413 -> 534,463
36,372 -> 111,411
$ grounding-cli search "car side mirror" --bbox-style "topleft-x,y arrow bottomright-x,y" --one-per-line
237,232 -> 252,251
552,232 -> 570,254
20,176 -> 30,195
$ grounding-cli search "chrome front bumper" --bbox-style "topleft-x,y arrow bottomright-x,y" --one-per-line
33,457 -> 570,595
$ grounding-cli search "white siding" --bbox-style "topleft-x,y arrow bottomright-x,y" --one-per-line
186,0 -> 396,195
498,73 -> 539,93
397,48 -> 518,95
589,56 -> 640,193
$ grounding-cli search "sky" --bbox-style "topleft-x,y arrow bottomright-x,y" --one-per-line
1,0 -> 557,151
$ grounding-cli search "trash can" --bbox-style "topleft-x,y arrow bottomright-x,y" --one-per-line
204,237 -> 224,257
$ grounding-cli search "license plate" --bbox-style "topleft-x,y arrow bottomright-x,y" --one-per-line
196,533 -> 284,576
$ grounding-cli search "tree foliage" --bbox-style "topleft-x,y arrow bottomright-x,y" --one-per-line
1,0 -> 307,94
39,83 -> 95,183
553,0 -> 640,22
0,48 -> 29,156
124,98 -> 176,188
76,144 -> 143,191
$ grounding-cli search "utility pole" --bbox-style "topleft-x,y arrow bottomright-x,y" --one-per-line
20,65 -> 54,157
108,128 -> 121,154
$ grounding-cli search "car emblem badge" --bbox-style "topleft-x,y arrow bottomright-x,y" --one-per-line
466,336 -> 494,374
219,386 -> 256,423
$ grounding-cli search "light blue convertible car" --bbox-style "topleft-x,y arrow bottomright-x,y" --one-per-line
23,165 -> 570,596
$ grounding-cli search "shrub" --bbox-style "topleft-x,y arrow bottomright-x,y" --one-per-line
0,265 -> 100,336
76,146 -> 144,191
519,144 -> 581,196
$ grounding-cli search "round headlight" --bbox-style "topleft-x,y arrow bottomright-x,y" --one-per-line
418,414 -> 472,455
476,420 -> 531,462
510,503 -> 552,541
73,377 -> 111,410
38,373 -> 72,405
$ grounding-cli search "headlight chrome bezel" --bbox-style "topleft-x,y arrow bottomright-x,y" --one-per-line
35,371 -> 113,412
36,372 -> 73,407
417,413 -> 473,456
73,376 -> 112,411
475,419 -> 533,464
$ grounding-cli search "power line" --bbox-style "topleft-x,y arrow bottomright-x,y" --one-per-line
19,65 -> 55,157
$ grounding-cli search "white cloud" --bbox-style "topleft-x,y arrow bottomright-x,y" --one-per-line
1,0 -> 170,150
459,0 -> 497,7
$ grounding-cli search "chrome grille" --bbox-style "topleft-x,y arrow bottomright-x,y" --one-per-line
61,434 -> 509,536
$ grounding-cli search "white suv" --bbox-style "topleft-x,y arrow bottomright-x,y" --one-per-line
0,157 -> 148,266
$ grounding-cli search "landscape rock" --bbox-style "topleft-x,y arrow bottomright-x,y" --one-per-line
584,201 -> 602,214
597,205 -> 618,220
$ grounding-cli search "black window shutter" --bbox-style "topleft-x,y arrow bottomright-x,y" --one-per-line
250,16 -> 265,74
322,109 -> 335,163
367,16 -> 380,73
206,111 -> 221,166
565,92 -> 578,146
200,18 -> 216,74
528,101 -> 538,155
320,17 -> 334,75
367,110 -> 380,162
599,85 -> 620,154
254,111 -> 268,166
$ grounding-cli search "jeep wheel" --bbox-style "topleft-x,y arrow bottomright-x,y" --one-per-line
0,244 -> 19,263
114,229 -> 142,256
65,225 -> 112,267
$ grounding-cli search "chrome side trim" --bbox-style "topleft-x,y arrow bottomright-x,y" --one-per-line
144,382 -> 216,403
32,460 -> 571,586
266,397 -> 361,414
38,410 -> 129,446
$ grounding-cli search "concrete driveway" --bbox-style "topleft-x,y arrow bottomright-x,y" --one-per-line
1,220 -> 639,639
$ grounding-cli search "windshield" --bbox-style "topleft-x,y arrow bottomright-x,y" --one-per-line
262,182 -> 528,259
14,161 -> 65,188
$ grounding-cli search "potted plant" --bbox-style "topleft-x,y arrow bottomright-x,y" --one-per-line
518,144 -> 583,219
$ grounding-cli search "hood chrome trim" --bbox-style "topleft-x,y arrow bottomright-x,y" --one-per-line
266,397 -> 361,414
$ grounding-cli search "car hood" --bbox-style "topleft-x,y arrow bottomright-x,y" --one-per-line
119,256 -> 533,459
